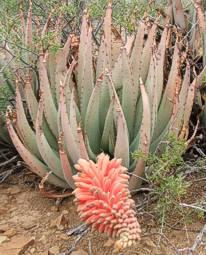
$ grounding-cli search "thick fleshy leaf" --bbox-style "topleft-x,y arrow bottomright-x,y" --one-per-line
170,62 -> 190,135
172,0 -> 186,29
179,78 -> 196,139
60,70 -> 80,164
69,89 -> 79,144
15,83 -> 41,159
155,26 -> 170,107
121,48 -> 137,141
78,25 -> 94,123
140,21 -> 158,83
58,133 -> 75,189
77,126 -> 89,160
24,78 -> 38,124
145,54 -> 158,136
85,77 -> 102,154
111,25 -> 123,67
96,2 -> 112,78
130,21 -> 145,87
101,102 -> 115,152
107,73 -> 129,168
194,0 -> 206,65
103,1 -> 112,68
24,0 -> 32,64
77,12 -> 89,95
47,53 -> 58,106
129,79 -> 151,190
36,97 -> 65,181
6,112 -> 67,188
39,54 -> 58,138
153,41 -> 181,140
112,53 -> 123,90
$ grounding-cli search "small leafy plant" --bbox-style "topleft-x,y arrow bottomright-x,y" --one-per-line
133,135 -> 190,219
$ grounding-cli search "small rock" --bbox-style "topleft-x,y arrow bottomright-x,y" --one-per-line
58,233 -> 69,240
70,250 -> 88,255
8,186 -> 21,195
48,246 -> 59,255
144,238 -> 156,248
22,221 -> 36,230
50,213 -> 68,230
40,252 -> 48,255
0,236 -> 35,255
104,238 -> 114,247
39,235 -> 47,245
0,224 -> 9,233
4,228 -> 17,237
30,247 -> 36,253
0,235 -> 8,244
51,206 -> 58,212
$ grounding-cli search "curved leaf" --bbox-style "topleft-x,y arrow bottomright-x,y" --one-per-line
6,112 -> 67,188
129,78 -> 151,190
39,54 -> 58,138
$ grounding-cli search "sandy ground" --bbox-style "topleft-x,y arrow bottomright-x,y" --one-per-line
0,171 -> 206,255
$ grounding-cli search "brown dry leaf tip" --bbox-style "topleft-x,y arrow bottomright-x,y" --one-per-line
73,153 -> 141,250
6,106 -> 16,122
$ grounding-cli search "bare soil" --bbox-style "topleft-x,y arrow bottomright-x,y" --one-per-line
0,170 -> 206,255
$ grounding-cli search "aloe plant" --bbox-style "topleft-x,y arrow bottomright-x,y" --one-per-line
6,1 -> 199,190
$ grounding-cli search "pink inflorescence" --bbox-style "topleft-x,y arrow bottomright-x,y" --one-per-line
73,153 -> 141,249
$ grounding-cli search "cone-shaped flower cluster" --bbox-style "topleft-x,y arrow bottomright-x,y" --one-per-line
73,153 -> 141,249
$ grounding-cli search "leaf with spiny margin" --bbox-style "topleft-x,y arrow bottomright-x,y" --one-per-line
23,72 -> 57,150
36,97 -> 65,181
170,62 -> 190,136
85,77 -> 102,154
55,35 -> 72,104
24,77 -> 38,124
153,41 -> 181,140
99,75 -> 111,133
77,126 -> 89,160
96,37 -> 106,79
156,26 -> 170,107
180,78 -> 196,139
121,48 -> 137,141
130,21 -> 145,89
140,21 -> 158,83
172,0 -> 186,30
24,0 -> 32,65
125,34 -> 135,55
78,25 -> 94,123
58,132 -> 75,189
96,2 -> 112,78
112,54 -> 123,90
107,74 -> 129,168
6,113 -> 67,188
69,88 -> 79,145
60,70 -> 80,164
85,134 -> 96,162
129,79 -> 151,189
145,54 -> 158,137
39,54 -> 58,138
15,83 -> 42,159
77,12 -> 88,96
111,25 -> 123,68
47,53 -> 58,107
101,102 -> 115,152
130,79 -> 152,155
103,1 -> 112,68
